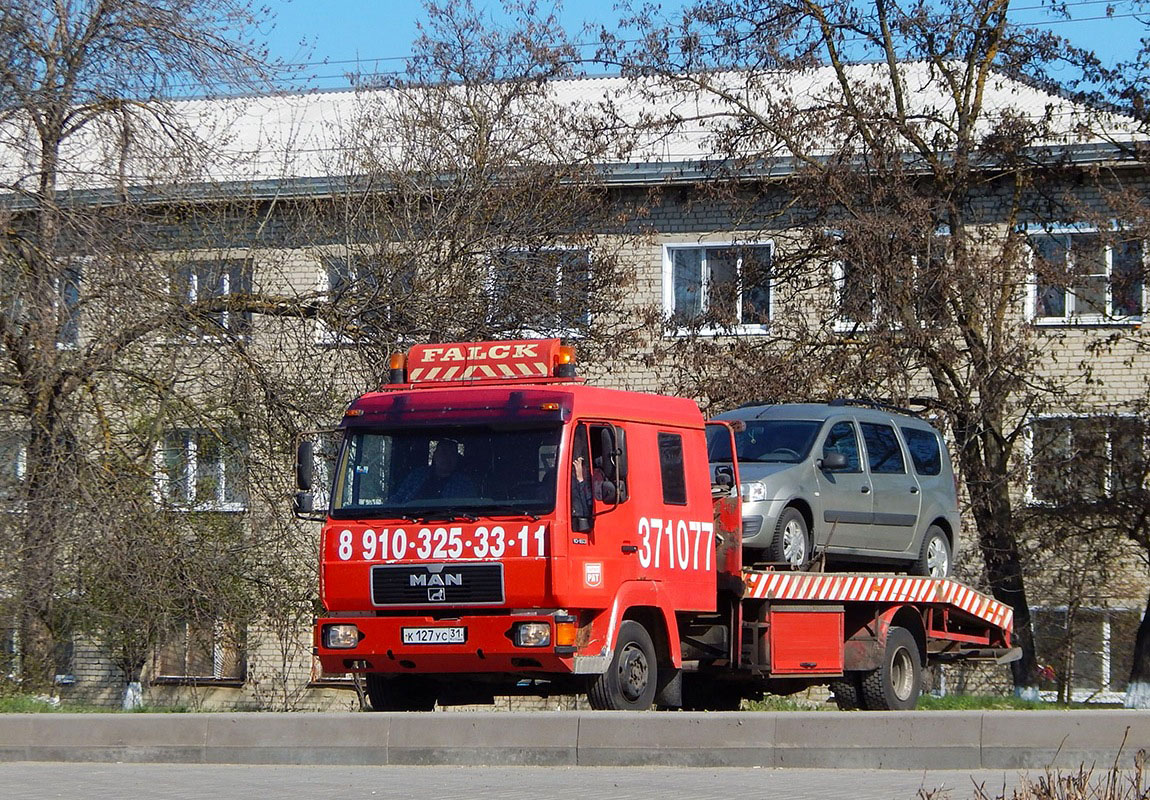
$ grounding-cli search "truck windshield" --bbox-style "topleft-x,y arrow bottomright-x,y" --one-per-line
707,420 -> 822,463
331,425 -> 561,519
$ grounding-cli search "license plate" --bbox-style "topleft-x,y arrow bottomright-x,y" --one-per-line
402,626 -> 465,645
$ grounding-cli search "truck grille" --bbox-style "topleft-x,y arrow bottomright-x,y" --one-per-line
370,563 -> 505,606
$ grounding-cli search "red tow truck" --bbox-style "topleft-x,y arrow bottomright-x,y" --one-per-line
297,338 -> 1016,711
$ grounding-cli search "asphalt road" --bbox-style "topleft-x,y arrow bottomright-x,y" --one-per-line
0,763 -> 1028,800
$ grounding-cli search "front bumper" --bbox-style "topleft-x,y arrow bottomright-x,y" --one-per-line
315,613 -> 578,675
740,498 -> 787,547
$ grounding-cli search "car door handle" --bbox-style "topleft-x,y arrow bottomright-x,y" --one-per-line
860,486 -> 870,494
621,545 -> 638,554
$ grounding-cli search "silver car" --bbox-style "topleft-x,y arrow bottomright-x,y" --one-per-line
708,401 -> 960,577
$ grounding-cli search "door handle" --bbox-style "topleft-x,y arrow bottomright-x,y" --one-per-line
910,487 -> 919,494
860,486 -> 870,494
621,545 -> 638,554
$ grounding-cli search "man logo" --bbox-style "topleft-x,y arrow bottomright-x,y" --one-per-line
428,587 -> 446,602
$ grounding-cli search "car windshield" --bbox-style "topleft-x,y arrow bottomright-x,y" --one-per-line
708,419 -> 822,463
331,424 -> 561,519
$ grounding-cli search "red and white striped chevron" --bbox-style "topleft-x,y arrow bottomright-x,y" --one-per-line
743,571 -> 1014,630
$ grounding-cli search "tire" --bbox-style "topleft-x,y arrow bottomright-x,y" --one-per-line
366,674 -> 437,711
828,673 -> 865,710
913,525 -> 951,578
860,627 -> 922,710
769,507 -> 810,570
588,620 -> 658,710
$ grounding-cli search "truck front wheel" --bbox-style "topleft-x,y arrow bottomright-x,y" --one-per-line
860,626 -> 922,710
588,620 -> 658,710
365,674 -> 437,712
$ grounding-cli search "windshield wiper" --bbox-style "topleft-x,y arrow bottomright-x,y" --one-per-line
417,510 -> 480,523
484,505 -> 542,521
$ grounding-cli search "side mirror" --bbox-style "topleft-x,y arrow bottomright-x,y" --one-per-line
615,426 -> 628,481
294,491 -> 314,514
819,451 -> 848,471
296,439 -> 314,491
714,465 -> 734,488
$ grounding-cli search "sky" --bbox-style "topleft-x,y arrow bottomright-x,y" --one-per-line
261,0 -> 1148,92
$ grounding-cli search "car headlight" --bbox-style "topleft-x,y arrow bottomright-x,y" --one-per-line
514,622 -> 551,647
323,624 -> 360,649
741,482 -> 768,502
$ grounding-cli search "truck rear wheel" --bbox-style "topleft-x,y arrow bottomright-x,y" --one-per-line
828,673 -> 865,710
588,620 -> 658,710
366,674 -> 437,711
860,627 -> 922,710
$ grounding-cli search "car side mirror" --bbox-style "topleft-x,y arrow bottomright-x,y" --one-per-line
713,465 -> 734,488
819,452 -> 848,471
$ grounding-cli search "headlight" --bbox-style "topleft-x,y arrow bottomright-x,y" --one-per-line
741,482 -> 768,502
514,622 -> 551,647
323,624 -> 360,649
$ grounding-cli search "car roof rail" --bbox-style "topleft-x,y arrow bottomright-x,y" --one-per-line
827,397 -> 924,417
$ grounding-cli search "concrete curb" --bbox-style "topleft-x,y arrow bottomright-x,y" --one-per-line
1,711 -> 1146,768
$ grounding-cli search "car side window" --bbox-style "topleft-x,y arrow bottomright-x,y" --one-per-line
861,422 -> 906,474
658,432 -> 688,505
900,427 -> 942,476
822,421 -> 862,472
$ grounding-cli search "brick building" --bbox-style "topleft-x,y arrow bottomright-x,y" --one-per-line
2,64 -> 1147,708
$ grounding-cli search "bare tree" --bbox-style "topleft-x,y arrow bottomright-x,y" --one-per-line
599,0 -> 1149,693
0,0 -> 280,690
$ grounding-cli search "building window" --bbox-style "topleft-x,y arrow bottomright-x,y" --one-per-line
57,264 -> 81,347
1029,416 -> 1146,505
0,432 -> 27,502
1030,232 -> 1144,322
161,429 -> 248,511
320,253 -> 415,344
664,243 -> 771,330
177,260 -> 252,337
154,621 -> 245,683
489,248 -> 590,335
1034,606 -> 1141,703
834,237 -> 947,330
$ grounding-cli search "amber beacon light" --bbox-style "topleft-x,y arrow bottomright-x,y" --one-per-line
388,352 -> 407,384
555,345 -> 576,378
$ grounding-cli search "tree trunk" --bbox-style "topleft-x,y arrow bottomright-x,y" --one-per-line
1125,593 -> 1150,709
956,418 -> 1040,693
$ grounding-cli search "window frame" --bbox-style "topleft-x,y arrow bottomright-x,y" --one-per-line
156,428 -> 248,513
1026,225 -> 1146,325
1025,413 -> 1148,506
487,246 -> 593,338
662,240 -> 774,335
1032,604 -> 1142,704
152,619 -> 246,685
315,250 -> 417,347
831,235 -> 949,333
173,258 -> 253,341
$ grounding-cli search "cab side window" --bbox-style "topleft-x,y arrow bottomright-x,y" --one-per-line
658,432 -> 687,505
860,422 -> 906,474
570,424 -> 593,530
822,421 -> 862,472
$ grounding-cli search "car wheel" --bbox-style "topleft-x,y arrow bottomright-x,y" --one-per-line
770,507 -> 810,570
588,620 -> 658,710
860,627 -> 922,710
914,525 -> 951,578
